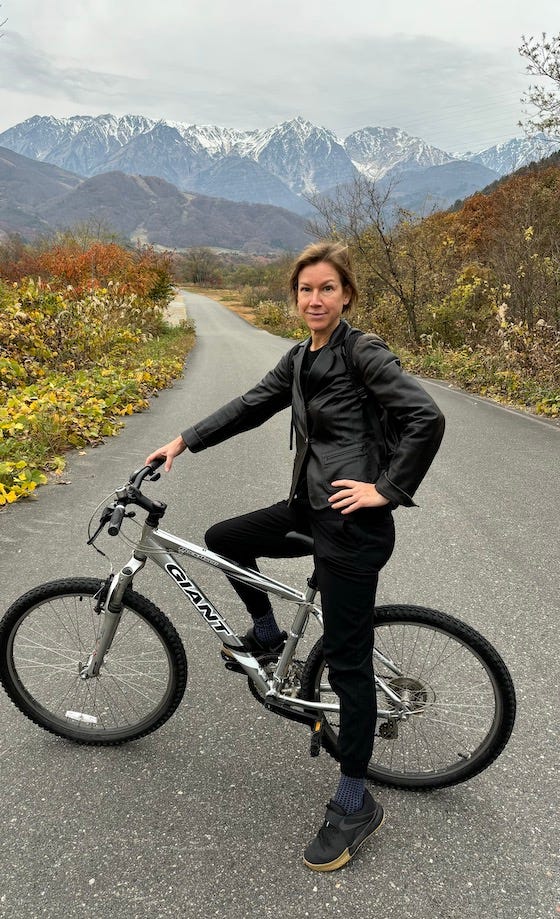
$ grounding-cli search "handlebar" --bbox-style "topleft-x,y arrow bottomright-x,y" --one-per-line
107,503 -> 127,537
94,458 -> 167,540
128,457 -> 166,489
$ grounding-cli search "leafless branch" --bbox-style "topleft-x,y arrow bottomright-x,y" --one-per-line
519,32 -> 560,138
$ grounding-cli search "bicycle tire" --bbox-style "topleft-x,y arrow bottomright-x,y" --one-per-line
0,578 -> 188,745
300,604 -> 516,789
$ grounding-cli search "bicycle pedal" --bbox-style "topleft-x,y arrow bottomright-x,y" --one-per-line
309,718 -> 324,757
222,657 -> 245,674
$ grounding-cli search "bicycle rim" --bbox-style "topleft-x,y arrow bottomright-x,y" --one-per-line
304,606 -> 515,788
0,579 -> 187,744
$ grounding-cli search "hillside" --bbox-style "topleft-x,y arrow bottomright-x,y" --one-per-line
0,146 -> 82,236
0,146 -> 311,252
380,160 -> 500,215
450,147 -> 560,210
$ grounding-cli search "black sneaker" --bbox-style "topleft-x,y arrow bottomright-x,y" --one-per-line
303,789 -> 384,872
221,626 -> 287,661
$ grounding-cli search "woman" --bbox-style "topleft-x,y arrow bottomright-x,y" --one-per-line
146,241 -> 445,871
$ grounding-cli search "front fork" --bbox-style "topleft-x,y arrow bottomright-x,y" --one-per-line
80,556 -> 146,679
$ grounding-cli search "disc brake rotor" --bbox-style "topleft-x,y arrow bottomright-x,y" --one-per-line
383,676 -> 435,713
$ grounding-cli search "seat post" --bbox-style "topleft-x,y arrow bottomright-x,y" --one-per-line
306,570 -> 318,599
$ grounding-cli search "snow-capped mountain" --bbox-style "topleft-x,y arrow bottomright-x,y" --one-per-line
168,121 -> 247,157
231,117 -> 357,195
344,126 -> 454,180
0,114 -> 156,174
462,133 -> 560,176
0,113 -> 557,218
90,122 -> 213,187
189,154 -> 309,213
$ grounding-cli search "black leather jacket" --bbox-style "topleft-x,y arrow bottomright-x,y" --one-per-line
182,321 -> 445,510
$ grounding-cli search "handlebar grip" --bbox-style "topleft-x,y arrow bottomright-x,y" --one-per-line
129,457 -> 166,488
147,457 -> 165,473
108,503 -> 126,536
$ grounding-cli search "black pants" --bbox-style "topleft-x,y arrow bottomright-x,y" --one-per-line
205,499 -> 395,778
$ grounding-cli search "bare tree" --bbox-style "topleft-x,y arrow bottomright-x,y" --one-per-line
180,247 -> 223,285
306,176 -> 425,342
519,32 -> 560,138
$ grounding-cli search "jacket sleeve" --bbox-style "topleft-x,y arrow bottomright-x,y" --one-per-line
181,347 -> 294,453
352,336 -> 445,506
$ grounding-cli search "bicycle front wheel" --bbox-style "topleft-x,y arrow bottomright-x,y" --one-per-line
300,605 -> 516,789
0,578 -> 188,744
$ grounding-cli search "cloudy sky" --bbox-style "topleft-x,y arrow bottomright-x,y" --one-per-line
0,0 -> 557,153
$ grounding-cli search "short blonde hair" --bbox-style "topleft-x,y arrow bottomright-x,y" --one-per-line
288,240 -> 359,313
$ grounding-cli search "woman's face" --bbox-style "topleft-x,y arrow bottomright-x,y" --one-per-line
296,261 -> 349,342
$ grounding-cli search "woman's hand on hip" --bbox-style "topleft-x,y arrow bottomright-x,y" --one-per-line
145,435 -> 187,472
329,480 -> 390,514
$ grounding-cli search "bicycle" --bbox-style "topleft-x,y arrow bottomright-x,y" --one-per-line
0,460 -> 516,790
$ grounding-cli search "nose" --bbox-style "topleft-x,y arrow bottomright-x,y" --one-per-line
309,287 -> 322,306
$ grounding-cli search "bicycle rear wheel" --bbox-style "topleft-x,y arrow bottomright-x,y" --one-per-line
0,578 -> 187,744
300,605 -> 516,789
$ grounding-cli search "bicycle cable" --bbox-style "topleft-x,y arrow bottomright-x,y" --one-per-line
86,487 -> 121,567
86,484 -> 173,561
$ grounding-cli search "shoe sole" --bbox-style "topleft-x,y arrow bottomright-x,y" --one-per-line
302,810 -> 385,872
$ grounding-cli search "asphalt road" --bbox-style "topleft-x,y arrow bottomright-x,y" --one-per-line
0,290 -> 558,919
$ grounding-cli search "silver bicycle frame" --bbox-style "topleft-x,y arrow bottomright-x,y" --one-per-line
90,518 -> 406,719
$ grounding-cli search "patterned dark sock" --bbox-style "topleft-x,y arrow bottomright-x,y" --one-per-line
253,609 -> 283,644
333,774 -> 365,814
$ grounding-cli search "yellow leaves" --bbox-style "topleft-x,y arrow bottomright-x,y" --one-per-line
0,483 -> 18,504
1,279 -> 192,505
0,461 -> 48,505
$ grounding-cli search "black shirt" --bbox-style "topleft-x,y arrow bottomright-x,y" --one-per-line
295,343 -> 325,502
300,343 -> 325,401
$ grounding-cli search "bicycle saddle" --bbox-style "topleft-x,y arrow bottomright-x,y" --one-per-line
285,531 -> 314,554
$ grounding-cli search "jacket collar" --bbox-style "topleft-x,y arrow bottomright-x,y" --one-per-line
293,319 -> 351,402
326,318 -> 352,350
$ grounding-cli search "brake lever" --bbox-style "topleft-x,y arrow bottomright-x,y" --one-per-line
87,505 -> 114,545
87,505 -> 136,545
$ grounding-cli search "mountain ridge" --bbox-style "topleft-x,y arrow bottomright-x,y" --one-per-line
0,145 -> 311,252
2,113 -> 559,251
4,113 -> 554,218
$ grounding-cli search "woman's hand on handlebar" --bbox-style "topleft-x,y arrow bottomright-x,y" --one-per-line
145,435 -> 187,473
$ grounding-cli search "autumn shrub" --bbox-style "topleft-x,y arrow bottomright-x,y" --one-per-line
1,237 -> 174,303
0,279 -> 193,505
240,284 -> 269,308
427,267 -> 499,347
253,299 -> 307,339
400,314 -> 560,417
0,279 -> 168,386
